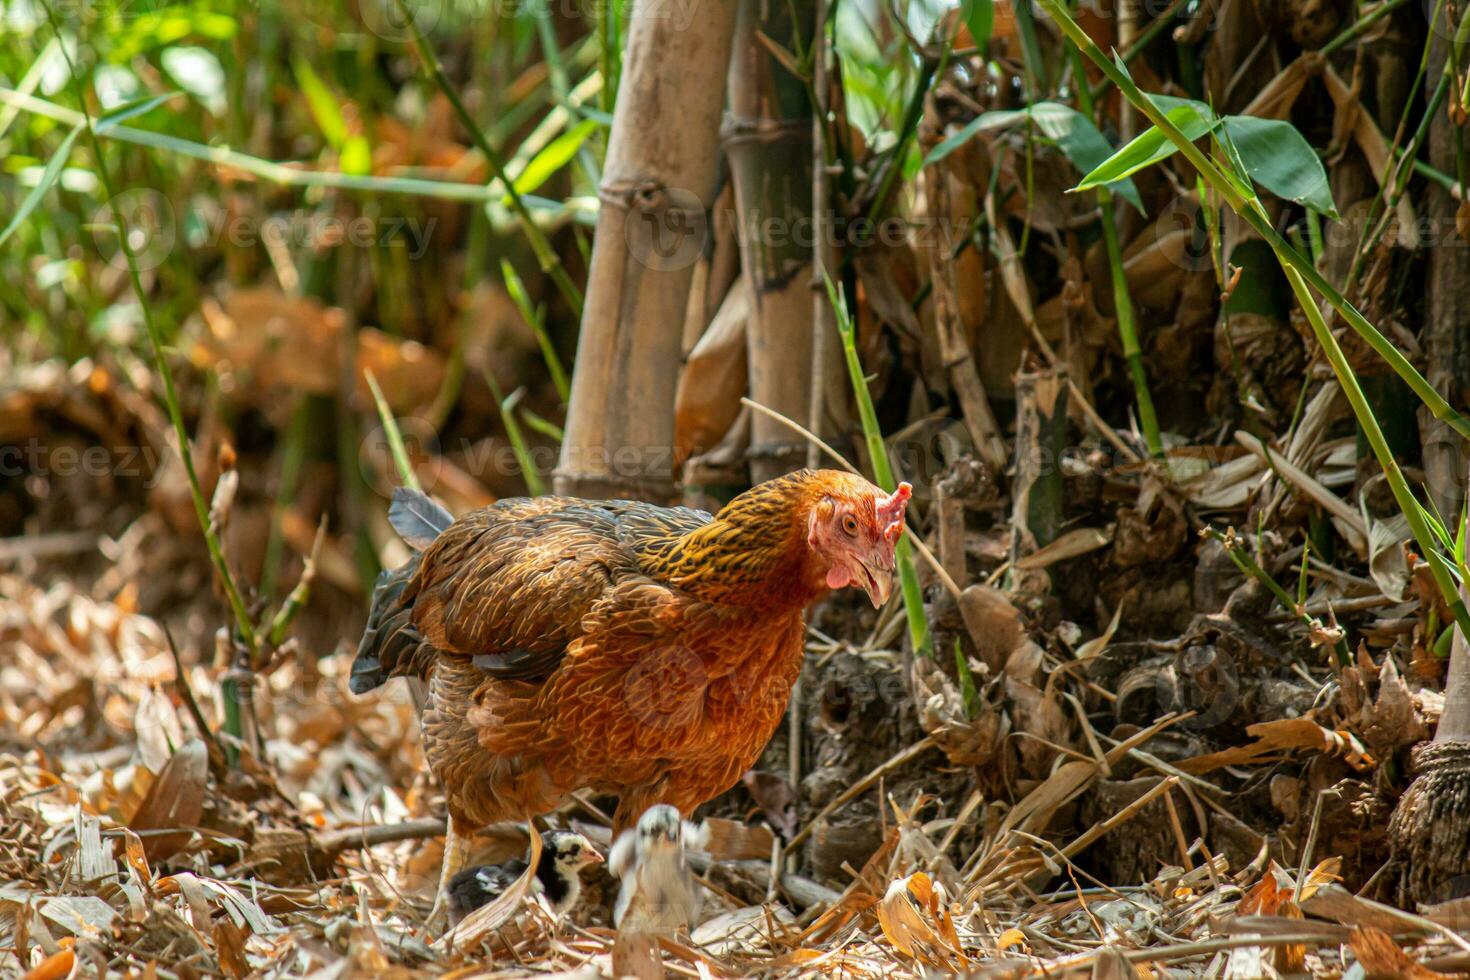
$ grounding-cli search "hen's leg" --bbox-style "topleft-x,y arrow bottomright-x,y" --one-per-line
426,813 -> 473,931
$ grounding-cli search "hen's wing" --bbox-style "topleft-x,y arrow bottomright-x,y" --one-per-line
404,497 -> 711,681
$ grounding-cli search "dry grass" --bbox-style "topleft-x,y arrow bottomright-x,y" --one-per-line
4,569 -> 1469,979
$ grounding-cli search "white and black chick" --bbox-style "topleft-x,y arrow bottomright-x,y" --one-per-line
609,804 -> 708,934
446,829 -> 602,925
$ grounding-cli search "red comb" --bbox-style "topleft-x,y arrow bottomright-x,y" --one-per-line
878,482 -> 911,543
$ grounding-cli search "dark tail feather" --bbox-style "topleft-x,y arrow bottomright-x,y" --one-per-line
352,488 -> 454,695
350,554 -> 434,695
389,486 -> 454,550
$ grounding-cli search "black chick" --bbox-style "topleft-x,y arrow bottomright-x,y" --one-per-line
446,829 -> 602,925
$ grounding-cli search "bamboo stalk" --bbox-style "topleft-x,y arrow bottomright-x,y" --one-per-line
808,0 -> 837,471
555,0 -> 739,500
726,0 -> 818,482
1421,13 -> 1470,526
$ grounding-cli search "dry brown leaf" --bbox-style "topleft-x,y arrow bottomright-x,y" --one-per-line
355,327 -> 445,414
1349,925 -> 1446,979
876,873 -> 968,969
440,825 -> 543,952
995,926 -> 1028,952
1177,717 -> 1374,774
957,584 -> 1026,670
128,739 -> 207,863
1015,525 -> 1114,571
195,289 -> 345,397
699,816 -> 775,862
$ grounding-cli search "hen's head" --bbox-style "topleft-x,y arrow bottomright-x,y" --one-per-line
804,472 -> 911,608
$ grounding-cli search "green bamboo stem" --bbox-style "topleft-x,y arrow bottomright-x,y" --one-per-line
1277,255 -> 1470,641
1038,0 -> 1470,638
364,370 -> 423,493
598,0 -> 621,121
45,13 -> 258,656
1206,528 -> 1350,663
1036,0 -> 1470,445
483,370 -> 548,497
392,0 -> 585,318
0,87 -> 531,204
1084,0 -> 1188,102
824,274 -> 931,657
1099,196 -> 1163,457
1071,41 -> 1163,458
1346,66 -> 1452,286
1322,0 -> 1414,55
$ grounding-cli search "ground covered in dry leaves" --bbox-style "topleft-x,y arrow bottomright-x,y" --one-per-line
6,354 -> 1470,978
7,539 -> 1470,978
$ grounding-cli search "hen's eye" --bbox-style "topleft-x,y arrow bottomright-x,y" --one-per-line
841,514 -> 859,536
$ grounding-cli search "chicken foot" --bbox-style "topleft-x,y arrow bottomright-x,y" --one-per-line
426,814 -> 474,932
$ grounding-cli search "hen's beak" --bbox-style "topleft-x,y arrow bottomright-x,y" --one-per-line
583,849 -> 605,866
858,561 -> 894,608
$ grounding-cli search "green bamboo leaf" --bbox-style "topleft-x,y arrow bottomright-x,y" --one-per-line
512,118 -> 599,195
95,91 -> 180,133
363,369 -> 421,492
922,108 -> 1024,167
1074,95 -> 1215,190
340,134 -> 373,177
1457,496 -> 1468,567
962,0 -> 994,51
501,258 -> 570,402
1028,102 -> 1143,211
519,405 -> 564,442
0,123 -> 81,248
1220,115 -> 1339,218
925,101 -> 1142,210
1424,491 -> 1456,552
293,57 -> 347,148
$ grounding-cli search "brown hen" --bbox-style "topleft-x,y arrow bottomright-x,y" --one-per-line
350,468 -> 910,925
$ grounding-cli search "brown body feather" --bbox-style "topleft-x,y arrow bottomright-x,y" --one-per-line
353,470 -> 873,833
